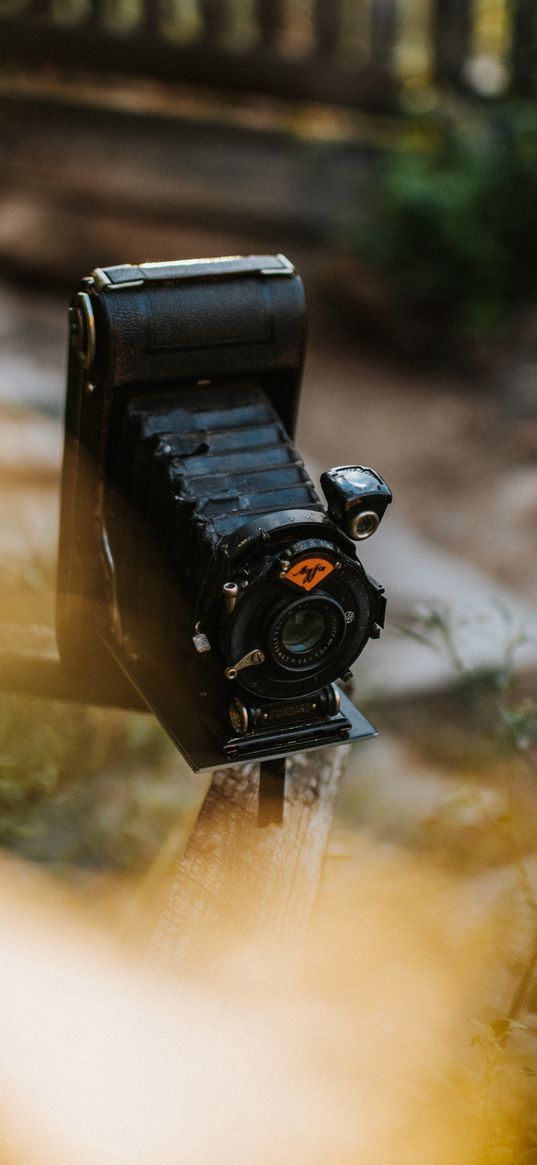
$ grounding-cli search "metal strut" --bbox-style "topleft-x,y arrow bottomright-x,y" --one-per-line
258,757 -> 286,827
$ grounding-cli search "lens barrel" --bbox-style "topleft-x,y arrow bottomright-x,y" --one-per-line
268,595 -> 345,670
281,605 -> 326,653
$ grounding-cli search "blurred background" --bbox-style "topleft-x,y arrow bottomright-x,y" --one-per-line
0,0 -> 535,846
0,5 -> 536,1160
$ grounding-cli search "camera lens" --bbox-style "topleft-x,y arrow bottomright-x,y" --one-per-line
268,596 -> 345,672
280,606 -> 326,654
222,539 -> 377,700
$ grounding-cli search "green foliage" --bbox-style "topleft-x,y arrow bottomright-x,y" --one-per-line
392,605 -> 537,1158
389,603 -> 536,772
344,101 -> 537,341
503,702 -> 537,754
0,692 -> 193,871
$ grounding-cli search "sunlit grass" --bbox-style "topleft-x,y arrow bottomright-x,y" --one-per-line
0,690 -> 202,872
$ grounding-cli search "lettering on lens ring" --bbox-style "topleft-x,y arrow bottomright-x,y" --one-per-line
272,617 -> 339,667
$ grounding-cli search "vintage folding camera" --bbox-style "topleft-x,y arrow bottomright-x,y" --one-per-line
57,255 -> 392,779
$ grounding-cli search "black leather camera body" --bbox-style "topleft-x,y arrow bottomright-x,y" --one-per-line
57,255 -> 391,773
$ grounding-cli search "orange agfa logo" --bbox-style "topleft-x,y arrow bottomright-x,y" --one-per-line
286,557 -> 335,591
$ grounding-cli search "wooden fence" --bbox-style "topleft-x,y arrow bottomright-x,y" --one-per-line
0,0 -> 534,111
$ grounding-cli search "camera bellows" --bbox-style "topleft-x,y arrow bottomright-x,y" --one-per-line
104,374 -> 386,710
105,381 -> 322,606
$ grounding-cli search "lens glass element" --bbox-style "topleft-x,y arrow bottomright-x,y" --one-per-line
268,595 -> 346,673
280,607 -> 326,655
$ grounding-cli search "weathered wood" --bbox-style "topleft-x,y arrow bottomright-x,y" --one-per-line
140,0 -> 161,39
431,0 -> 473,87
0,12 -> 398,111
1,0 -> 534,107
148,744 -> 349,973
86,0 -> 100,30
255,0 -> 285,52
313,0 -> 343,61
29,0 -> 53,20
369,0 -> 397,72
0,92 -> 375,287
199,0 -> 229,46
511,0 -> 537,94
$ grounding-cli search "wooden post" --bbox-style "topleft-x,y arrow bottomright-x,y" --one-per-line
255,0 -> 285,52
140,0 -> 161,39
369,0 -> 397,72
432,0 -> 473,87
313,0 -> 343,60
148,744 -> 349,974
199,0 -> 229,45
29,0 -> 53,20
510,0 -> 536,95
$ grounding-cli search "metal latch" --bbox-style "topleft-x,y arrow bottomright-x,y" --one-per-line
68,292 -> 96,369
224,648 -> 265,680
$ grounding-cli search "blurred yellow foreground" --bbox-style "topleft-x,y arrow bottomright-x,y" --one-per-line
0,832 -> 529,1165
